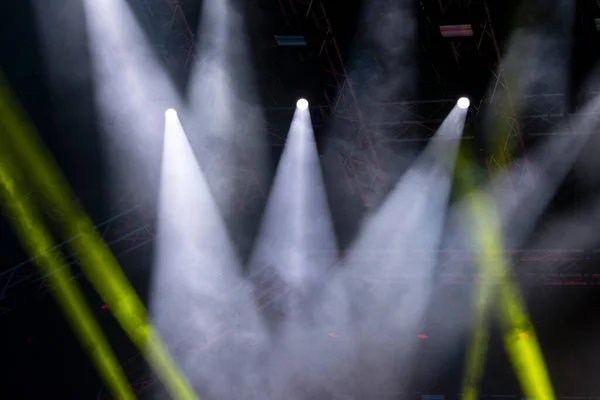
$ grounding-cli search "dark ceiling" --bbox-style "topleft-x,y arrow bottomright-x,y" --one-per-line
2,0 -> 600,398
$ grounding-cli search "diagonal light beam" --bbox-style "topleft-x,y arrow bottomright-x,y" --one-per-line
0,73 -> 197,400
153,110 -> 267,398
0,140 -> 135,400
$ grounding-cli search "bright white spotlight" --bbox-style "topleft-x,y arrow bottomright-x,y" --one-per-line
296,98 -> 309,110
457,97 -> 470,109
165,108 -> 177,118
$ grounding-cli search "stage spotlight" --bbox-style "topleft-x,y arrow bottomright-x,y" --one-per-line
296,98 -> 309,110
165,108 -> 177,118
457,97 -> 470,109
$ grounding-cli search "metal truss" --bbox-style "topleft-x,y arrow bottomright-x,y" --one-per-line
96,248 -> 599,398
514,92 -> 600,137
520,93 -> 571,137
0,203 -> 156,317
14,0 -> 600,394
334,97 -> 475,204
268,92 -> 598,141
203,138 -> 267,215
360,99 -> 475,142
3,99 -> 595,315
263,105 -> 329,146
481,0 -> 533,189
158,0 -> 197,68
344,249 -> 600,287
277,0 -> 386,208
97,262 -> 292,399
152,0 -> 267,215
9,211 -> 597,316
482,89 -> 600,191
423,0 -> 533,188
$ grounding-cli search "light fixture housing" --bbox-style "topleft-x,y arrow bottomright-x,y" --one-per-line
457,97 -> 470,109
439,24 -> 473,38
296,98 -> 309,110
274,35 -> 307,46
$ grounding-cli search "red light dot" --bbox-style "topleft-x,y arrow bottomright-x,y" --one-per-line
27,337 -> 33,343
417,334 -> 429,340
101,304 -> 108,310
328,333 -> 338,337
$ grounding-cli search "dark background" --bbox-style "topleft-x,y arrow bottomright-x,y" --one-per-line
1,0 -> 600,398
